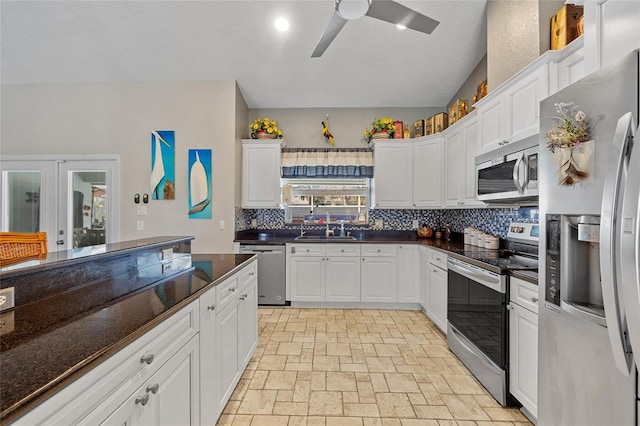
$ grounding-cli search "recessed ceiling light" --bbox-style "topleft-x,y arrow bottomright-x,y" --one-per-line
396,24 -> 407,30
274,17 -> 290,32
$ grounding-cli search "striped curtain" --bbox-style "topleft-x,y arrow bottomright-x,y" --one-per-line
281,148 -> 373,178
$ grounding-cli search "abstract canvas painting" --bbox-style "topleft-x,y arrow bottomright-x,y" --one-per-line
188,149 -> 212,219
150,130 -> 176,200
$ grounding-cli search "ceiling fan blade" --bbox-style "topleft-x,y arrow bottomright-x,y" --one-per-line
311,11 -> 348,57
366,0 -> 439,34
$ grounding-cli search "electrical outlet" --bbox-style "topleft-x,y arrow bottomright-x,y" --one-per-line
162,248 -> 174,260
250,219 -> 258,229
375,219 -> 383,230
0,287 -> 15,312
137,220 -> 144,231
137,206 -> 147,215
412,219 -> 419,229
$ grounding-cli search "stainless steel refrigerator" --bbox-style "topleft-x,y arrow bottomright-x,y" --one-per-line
539,49 -> 640,425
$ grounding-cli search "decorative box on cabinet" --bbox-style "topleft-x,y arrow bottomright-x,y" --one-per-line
241,139 -> 284,208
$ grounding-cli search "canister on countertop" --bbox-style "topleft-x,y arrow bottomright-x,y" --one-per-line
484,235 -> 499,250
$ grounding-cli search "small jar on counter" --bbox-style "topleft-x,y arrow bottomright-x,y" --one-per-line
485,235 -> 499,250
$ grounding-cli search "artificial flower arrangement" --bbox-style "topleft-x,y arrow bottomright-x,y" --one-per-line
249,118 -> 283,139
363,117 -> 395,142
546,102 -> 591,185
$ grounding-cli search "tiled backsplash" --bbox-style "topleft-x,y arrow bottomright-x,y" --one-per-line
236,207 -> 538,238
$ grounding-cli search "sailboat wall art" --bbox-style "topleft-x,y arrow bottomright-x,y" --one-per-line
188,149 -> 212,219
150,130 -> 176,200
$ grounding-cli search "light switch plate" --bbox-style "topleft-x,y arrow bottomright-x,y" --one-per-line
137,206 -> 147,215
137,220 -> 144,231
374,219 -> 383,230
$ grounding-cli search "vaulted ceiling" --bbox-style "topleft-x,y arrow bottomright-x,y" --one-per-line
1,0 -> 488,108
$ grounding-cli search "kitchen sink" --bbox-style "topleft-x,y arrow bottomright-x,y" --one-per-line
294,235 -> 357,241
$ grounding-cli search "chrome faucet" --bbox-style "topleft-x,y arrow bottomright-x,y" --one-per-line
299,223 -> 306,237
339,222 -> 346,237
325,224 -> 334,237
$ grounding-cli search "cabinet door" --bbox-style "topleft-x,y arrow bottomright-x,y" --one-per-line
505,65 -> 547,143
509,303 -> 538,418
427,266 -> 447,334
397,245 -> 419,303
558,47 -> 585,91
200,287 -> 219,423
152,336 -> 200,426
238,279 -> 258,369
444,129 -> 464,207
413,136 -> 443,208
325,256 -> 361,302
598,0 -> 640,68
361,256 -> 397,303
216,302 -> 240,409
290,256 -> 325,301
242,141 -> 282,208
373,142 -> 413,208
477,95 -> 506,153
462,117 -> 483,206
419,248 -> 429,310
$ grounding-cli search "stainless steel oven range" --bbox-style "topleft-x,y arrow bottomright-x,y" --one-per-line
446,222 -> 539,406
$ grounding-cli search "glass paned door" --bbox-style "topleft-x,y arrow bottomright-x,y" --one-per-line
58,161 -> 119,249
1,158 -> 119,251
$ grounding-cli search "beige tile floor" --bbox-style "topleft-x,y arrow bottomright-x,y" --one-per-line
217,308 -> 533,426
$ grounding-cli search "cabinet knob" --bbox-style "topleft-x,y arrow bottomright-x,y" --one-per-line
507,304 -> 514,310
135,393 -> 150,406
531,297 -> 539,303
146,383 -> 160,395
140,353 -> 154,365
377,249 -> 381,252
207,305 -> 216,311
239,296 -> 246,301
249,272 -> 255,276
229,287 -> 236,293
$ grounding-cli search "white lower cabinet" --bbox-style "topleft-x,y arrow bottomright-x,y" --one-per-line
14,260 -> 259,426
398,245 -> 419,303
425,248 -> 448,334
325,256 -> 361,302
290,255 -> 326,301
508,277 -> 538,420
360,244 -> 397,303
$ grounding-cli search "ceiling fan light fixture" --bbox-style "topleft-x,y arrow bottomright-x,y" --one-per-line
335,0 -> 372,20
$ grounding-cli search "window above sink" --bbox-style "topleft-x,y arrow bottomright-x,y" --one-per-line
282,178 -> 370,225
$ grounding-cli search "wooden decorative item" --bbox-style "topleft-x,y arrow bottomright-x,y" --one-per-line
413,119 -> 425,138
551,5 -> 584,50
433,113 -> 449,133
476,79 -> 488,103
425,117 -> 435,135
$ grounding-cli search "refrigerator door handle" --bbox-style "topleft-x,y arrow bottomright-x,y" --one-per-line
620,120 -> 640,372
600,112 -> 635,376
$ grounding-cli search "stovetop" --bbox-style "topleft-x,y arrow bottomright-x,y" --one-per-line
448,245 -> 538,275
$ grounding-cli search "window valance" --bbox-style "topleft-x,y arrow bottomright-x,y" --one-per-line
282,148 -> 373,178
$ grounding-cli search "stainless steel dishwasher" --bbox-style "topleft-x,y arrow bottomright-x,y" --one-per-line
239,245 -> 286,305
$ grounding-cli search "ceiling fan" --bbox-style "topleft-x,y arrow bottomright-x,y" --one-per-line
311,0 -> 440,57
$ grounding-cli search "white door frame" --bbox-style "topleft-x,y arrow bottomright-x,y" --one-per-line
0,155 -> 120,249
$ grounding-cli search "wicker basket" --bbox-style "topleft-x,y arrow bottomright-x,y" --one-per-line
0,232 -> 48,265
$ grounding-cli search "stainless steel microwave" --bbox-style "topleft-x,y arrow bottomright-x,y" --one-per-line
475,136 -> 539,203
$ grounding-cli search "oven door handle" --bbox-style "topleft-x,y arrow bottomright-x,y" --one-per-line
447,258 -> 506,294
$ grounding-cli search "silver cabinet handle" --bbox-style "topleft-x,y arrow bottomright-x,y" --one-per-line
506,304 -> 514,311
146,383 -> 159,394
229,287 -> 236,292
249,272 -> 255,276
140,354 -> 154,365
239,296 -> 246,301
207,305 -> 216,311
531,297 -> 538,303
135,393 -> 150,406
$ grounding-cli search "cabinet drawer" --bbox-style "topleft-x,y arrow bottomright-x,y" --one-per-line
290,244 -> 325,257
326,244 -> 360,257
428,249 -> 448,270
16,301 -> 199,425
361,244 -> 396,257
217,274 -> 241,310
241,260 -> 258,288
510,277 -> 539,313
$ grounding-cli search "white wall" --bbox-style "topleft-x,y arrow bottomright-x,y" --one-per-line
248,107 -> 445,147
1,81 -> 240,253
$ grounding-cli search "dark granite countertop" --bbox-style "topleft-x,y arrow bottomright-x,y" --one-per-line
0,252 -> 255,424
235,229 -> 466,251
0,236 -> 196,279
509,269 -> 539,285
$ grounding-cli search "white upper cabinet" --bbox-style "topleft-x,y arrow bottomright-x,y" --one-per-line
477,59 -> 548,154
413,136 -> 443,208
372,141 -> 414,208
241,139 -> 283,208
444,113 -> 483,208
373,136 -> 442,209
